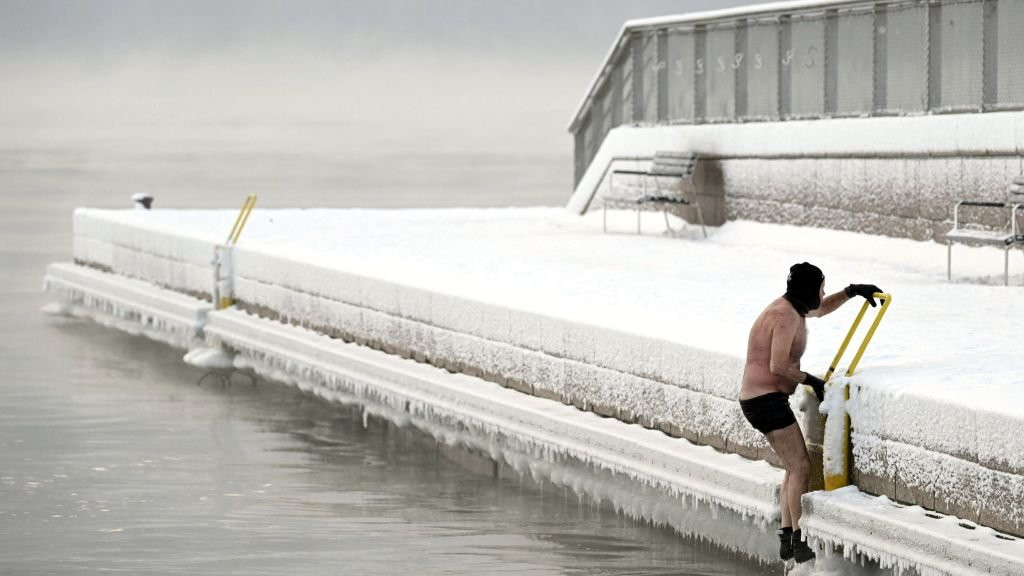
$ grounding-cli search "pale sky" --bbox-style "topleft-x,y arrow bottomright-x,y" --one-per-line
2,1 -> 759,57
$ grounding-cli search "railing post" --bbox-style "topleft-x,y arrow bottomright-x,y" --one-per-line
735,18 -> 749,119
632,31 -> 645,123
927,1 -> 943,111
695,24 -> 707,122
213,244 -> 235,310
657,29 -> 669,122
982,0 -> 998,110
779,14 -> 792,118
214,194 -> 257,310
873,3 -> 888,113
825,8 -> 839,116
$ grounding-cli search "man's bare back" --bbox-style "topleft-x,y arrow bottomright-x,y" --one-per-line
739,298 -> 806,400
740,268 -> 857,401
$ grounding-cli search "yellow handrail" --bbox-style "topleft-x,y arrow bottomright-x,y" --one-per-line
823,292 -> 892,491
215,194 -> 258,310
845,293 -> 892,377
226,194 -> 258,246
823,303 -> 868,382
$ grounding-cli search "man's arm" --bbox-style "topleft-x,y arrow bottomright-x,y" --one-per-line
809,284 -> 884,318
807,290 -> 850,318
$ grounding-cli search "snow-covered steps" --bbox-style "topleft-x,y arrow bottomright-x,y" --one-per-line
802,487 -> 1024,576
43,262 -> 209,349
203,306 -> 783,522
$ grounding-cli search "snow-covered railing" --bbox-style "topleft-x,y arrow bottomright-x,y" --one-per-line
570,0 -> 1024,186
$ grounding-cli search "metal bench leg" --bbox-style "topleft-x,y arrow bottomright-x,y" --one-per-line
947,241 -> 952,281
638,175 -> 646,234
694,195 -> 707,238
653,176 -> 670,234
686,175 -> 707,238
603,204 -> 608,233
1006,245 -> 1010,287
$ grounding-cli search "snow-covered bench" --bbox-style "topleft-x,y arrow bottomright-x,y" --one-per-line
602,151 -> 706,238
945,177 -> 1024,285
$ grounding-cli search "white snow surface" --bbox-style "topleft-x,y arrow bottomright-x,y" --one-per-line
70,206 -> 1024,398
64,206 -> 1024,530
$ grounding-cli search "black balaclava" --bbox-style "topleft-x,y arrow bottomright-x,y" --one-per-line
784,262 -> 824,316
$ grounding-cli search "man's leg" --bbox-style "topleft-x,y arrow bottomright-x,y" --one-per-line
776,469 -> 793,560
765,422 -> 815,562
765,423 -> 810,528
779,470 -> 792,527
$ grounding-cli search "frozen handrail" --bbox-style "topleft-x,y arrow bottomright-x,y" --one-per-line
821,292 -> 892,491
226,194 -> 258,246
214,194 -> 258,310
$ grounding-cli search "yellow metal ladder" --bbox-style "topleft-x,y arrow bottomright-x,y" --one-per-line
214,194 -> 258,310
821,292 -> 892,491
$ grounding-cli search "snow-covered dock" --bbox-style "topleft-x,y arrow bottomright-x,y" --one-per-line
45,206 -> 1024,574
804,488 -> 1024,576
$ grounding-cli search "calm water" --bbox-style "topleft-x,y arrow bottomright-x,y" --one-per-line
0,125 -> 773,575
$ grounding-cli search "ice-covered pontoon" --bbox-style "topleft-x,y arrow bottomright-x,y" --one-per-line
45,204 -> 1024,574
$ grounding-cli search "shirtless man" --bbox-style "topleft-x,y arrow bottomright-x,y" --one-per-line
739,262 -> 881,563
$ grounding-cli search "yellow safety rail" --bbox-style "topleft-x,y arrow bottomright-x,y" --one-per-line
822,292 -> 892,491
216,194 -> 258,309
226,194 -> 258,246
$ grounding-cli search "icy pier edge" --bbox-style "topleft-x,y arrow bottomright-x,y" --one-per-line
802,487 -> 1024,576
43,261 -> 784,558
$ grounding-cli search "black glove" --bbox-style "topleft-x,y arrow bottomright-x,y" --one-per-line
803,372 -> 826,402
845,284 -> 883,307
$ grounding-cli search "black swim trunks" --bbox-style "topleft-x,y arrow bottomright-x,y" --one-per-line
739,392 -> 797,435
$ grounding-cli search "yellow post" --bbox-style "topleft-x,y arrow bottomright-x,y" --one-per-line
822,293 -> 892,491
216,195 -> 258,309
